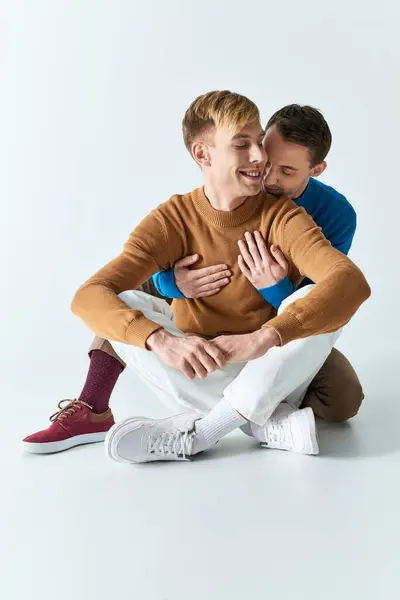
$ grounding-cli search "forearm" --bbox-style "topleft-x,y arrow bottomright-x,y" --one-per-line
71,210 -> 177,348
266,203 -> 370,345
71,286 -> 162,349
71,256 -> 163,348
266,261 -> 370,345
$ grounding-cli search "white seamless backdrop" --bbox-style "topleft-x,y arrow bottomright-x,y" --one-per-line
1,2 -> 399,600
2,1 -> 396,381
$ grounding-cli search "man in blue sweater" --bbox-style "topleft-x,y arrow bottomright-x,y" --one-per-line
149,104 -> 363,422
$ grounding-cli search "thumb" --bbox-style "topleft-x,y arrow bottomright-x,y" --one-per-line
270,245 -> 288,270
175,254 -> 199,269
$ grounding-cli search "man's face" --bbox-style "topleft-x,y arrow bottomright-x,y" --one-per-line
262,125 -> 325,199
205,120 -> 267,197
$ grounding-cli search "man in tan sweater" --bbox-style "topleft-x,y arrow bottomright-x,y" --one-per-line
23,91 -> 370,462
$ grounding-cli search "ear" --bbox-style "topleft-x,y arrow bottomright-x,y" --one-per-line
310,161 -> 327,178
191,142 -> 211,167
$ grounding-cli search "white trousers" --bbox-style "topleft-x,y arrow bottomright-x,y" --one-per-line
110,285 -> 341,426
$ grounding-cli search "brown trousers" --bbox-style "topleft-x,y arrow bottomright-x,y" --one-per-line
89,278 -> 364,423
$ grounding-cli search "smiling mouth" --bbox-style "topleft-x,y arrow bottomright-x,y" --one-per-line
239,170 -> 261,182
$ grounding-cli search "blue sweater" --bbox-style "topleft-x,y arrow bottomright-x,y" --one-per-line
152,178 -> 357,309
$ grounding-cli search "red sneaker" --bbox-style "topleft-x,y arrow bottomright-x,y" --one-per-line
22,399 -> 115,454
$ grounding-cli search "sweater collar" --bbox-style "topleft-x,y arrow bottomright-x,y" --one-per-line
192,186 -> 264,228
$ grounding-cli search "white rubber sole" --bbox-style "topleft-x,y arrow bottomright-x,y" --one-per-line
22,431 -> 108,454
299,407 -> 319,455
260,407 -> 319,455
105,417 -> 191,464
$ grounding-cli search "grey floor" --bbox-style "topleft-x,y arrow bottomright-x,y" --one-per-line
1,356 -> 398,600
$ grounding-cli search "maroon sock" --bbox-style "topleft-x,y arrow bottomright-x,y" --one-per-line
78,350 -> 124,414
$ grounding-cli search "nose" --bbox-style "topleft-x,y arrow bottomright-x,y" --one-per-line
250,143 -> 267,165
263,166 -> 278,186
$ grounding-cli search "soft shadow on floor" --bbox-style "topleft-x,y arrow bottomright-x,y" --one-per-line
195,392 -> 400,463
192,434 -> 260,463
13,379 -> 398,464
317,393 -> 400,459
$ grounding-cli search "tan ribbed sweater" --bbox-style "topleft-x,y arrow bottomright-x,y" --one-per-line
71,187 -> 371,348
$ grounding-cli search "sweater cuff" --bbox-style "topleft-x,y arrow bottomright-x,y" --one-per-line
152,269 -> 185,299
257,277 -> 295,310
125,317 -> 163,350
263,311 -> 304,346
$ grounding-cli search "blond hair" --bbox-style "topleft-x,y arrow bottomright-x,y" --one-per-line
182,90 -> 260,152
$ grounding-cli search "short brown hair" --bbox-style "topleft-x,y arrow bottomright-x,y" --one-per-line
266,104 -> 332,166
182,90 -> 260,152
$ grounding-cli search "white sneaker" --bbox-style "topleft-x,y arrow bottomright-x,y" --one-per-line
252,403 -> 319,455
105,413 -> 201,464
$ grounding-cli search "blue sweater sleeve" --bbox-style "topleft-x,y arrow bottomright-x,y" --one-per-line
257,277 -> 296,310
152,269 -> 185,299
259,211 -> 357,303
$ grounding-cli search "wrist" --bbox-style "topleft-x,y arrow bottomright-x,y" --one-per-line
256,326 -> 281,348
257,276 -> 294,311
152,269 -> 185,300
146,328 -> 171,351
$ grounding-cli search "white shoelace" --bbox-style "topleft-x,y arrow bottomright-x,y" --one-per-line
148,429 -> 196,459
265,419 -> 290,447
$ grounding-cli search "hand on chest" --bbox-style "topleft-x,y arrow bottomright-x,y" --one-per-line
183,225 -> 300,293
